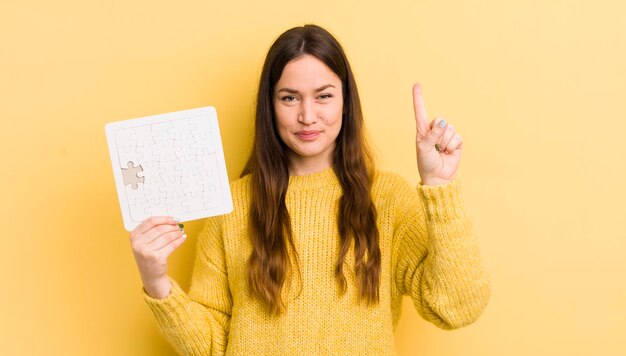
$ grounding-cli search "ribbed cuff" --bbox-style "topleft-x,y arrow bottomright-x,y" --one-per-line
417,178 -> 467,223
142,276 -> 193,327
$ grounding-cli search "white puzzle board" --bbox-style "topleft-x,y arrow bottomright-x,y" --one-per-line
105,106 -> 233,231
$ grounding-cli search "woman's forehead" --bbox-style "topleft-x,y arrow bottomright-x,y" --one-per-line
276,55 -> 342,90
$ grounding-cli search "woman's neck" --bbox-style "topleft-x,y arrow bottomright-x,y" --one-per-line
287,155 -> 332,176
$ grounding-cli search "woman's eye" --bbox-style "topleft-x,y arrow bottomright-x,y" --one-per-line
318,94 -> 333,100
281,96 -> 296,102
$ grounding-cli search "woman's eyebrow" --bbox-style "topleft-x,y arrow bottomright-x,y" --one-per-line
277,84 -> 336,94
277,87 -> 299,94
315,84 -> 336,92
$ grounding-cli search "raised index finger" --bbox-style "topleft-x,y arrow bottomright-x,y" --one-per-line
412,83 -> 430,136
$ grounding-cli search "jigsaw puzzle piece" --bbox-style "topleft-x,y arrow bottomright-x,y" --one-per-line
174,152 -> 202,178
138,162 -> 166,185
197,168 -> 222,209
141,181 -> 168,216
143,181 -> 167,203
157,176 -> 189,216
115,128 -> 140,168
152,122 -> 176,145
169,118 -> 194,141
149,198 -> 169,216
177,174 -> 203,212
129,197 -> 150,221
195,131 -> 216,156
166,197 -> 190,215
135,144 -> 165,185
134,125 -> 156,147
176,135 -> 198,159
157,159 -> 180,183
188,116 -> 202,132
159,178 -> 188,199
187,192 -> 206,211
164,141 -> 181,162
188,117 -> 215,155
125,183 -> 146,211
196,168 -> 221,191
196,155 -> 220,186
203,187 -> 222,209
122,164 -> 151,221
136,143 -> 160,162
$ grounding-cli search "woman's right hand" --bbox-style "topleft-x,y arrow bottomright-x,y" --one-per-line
130,216 -> 187,299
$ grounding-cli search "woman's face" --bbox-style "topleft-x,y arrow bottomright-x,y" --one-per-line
273,54 -> 343,174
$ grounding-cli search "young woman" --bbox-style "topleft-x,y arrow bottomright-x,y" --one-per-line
130,24 -> 491,355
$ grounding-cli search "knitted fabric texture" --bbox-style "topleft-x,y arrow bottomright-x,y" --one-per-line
142,168 -> 491,355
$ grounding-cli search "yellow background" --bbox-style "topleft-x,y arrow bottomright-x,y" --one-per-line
1,0 -> 624,355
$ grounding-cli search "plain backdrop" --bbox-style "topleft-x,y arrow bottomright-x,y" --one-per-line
1,0 -> 624,355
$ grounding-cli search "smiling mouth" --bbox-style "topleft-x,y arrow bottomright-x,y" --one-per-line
295,131 -> 321,140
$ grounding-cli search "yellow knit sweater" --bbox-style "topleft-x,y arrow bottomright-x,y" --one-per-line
142,168 -> 491,355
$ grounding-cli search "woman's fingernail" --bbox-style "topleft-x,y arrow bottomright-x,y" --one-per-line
438,119 -> 447,128
182,234 -> 187,239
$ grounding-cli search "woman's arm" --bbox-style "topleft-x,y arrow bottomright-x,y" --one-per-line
392,178 -> 491,330
143,216 -> 232,355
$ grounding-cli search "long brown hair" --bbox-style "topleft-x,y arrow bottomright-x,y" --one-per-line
241,24 -> 380,315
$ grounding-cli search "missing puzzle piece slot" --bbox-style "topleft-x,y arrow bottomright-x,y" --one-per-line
121,161 -> 145,190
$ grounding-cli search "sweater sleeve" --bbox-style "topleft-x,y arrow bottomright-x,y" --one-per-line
142,215 -> 232,355
392,177 -> 491,330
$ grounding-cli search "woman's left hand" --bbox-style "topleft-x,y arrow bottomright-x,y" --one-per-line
412,83 -> 463,186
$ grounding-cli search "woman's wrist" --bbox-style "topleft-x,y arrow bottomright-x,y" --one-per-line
143,276 -> 172,299
420,177 -> 453,186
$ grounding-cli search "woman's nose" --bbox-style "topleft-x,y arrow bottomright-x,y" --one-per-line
298,99 -> 317,125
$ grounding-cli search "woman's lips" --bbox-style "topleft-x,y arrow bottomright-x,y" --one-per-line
295,130 -> 321,141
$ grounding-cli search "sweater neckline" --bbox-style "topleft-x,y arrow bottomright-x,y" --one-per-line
288,167 -> 339,190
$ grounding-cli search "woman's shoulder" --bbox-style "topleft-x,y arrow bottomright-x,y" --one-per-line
230,173 -> 251,193
372,170 -> 414,190
371,169 -> 417,201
